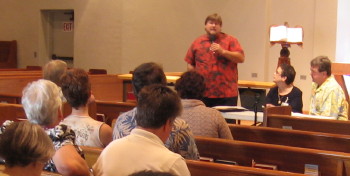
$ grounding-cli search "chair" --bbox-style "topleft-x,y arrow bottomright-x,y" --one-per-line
0,103 -> 26,124
0,40 -> 17,68
26,65 -> 42,70
62,101 -> 97,119
88,69 -> 107,74
263,106 -> 291,126
80,146 -> 103,168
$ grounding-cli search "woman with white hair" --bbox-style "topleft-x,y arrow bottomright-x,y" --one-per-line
1,79 -> 90,176
0,121 -> 55,176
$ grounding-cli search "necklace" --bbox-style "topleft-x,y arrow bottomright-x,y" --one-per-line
278,94 -> 282,105
278,86 -> 292,105
278,94 -> 289,105
277,89 -> 283,104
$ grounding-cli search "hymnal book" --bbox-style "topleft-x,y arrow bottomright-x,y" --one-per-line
199,157 -> 214,162
291,112 -> 336,120
252,160 -> 277,170
270,25 -> 303,43
282,126 -> 293,130
304,164 -> 319,176
212,106 -> 248,112
214,159 -> 238,165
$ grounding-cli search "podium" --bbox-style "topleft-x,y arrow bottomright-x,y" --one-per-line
269,22 -> 303,67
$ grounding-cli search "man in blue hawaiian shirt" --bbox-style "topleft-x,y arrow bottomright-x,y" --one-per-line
113,62 -> 200,160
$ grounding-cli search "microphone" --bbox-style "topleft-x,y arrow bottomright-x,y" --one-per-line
255,93 -> 260,103
253,93 -> 260,126
209,35 -> 217,54
209,34 -> 217,43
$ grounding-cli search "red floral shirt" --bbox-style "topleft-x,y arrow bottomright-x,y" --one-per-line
184,33 -> 244,98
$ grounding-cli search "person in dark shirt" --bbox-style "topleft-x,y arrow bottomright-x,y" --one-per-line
266,64 -> 303,113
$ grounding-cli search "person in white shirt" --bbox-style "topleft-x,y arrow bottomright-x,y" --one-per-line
93,85 -> 190,176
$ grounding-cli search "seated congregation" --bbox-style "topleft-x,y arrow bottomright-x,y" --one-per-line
0,55 -> 350,176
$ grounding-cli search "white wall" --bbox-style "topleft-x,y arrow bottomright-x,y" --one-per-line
0,0 -> 340,111
336,0 -> 350,62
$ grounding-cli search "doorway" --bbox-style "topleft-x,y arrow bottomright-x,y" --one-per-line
41,10 -> 74,67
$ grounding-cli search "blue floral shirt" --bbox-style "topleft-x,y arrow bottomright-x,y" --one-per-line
113,108 -> 200,160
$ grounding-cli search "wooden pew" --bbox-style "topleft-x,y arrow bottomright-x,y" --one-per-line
195,136 -> 350,175
229,124 -> 350,153
0,76 -> 40,97
89,74 -> 123,102
0,74 -> 124,102
0,68 -> 28,71
88,69 -> 107,75
0,103 -> 26,124
80,146 -> 306,176
0,70 -> 42,76
80,146 -> 102,168
266,114 -> 350,135
95,100 -> 136,125
62,101 -> 97,120
0,93 -> 21,103
262,106 -> 291,126
0,102 -> 97,125
186,160 -> 306,176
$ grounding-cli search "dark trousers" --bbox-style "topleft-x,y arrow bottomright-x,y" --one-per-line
202,97 -> 238,124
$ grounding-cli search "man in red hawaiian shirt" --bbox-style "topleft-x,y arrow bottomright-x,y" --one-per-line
184,13 -> 245,107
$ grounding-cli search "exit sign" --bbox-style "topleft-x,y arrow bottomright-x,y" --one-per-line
63,22 -> 74,32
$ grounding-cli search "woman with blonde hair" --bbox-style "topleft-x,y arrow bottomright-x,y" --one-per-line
0,121 -> 55,176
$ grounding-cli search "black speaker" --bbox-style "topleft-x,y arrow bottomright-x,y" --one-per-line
239,88 -> 266,112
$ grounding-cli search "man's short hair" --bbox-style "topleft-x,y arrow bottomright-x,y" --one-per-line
175,71 -> 205,99
136,84 -> 181,129
310,56 -> 332,76
43,60 -> 68,87
280,64 -> 296,85
132,62 -> 166,98
205,13 -> 222,26
21,79 -> 62,126
61,68 -> 91,109
0,121 -> 54,168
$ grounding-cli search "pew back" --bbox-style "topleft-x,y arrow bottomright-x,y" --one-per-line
80,145 -> 102,168
89,74 -> 123,102
186,160 -> 307,176
95,100 -> 136,125
266,114 -> 350,135
195,136 -> 350,175
62,101 -> 97,120
0,103 -> 26,124
0,102 -> 96,125
229,124 -> 350,153
0,74 -> 124,102
80,145 -> 307,176
0,93 -> 21,103
0,70 -> 42,76
0,76 -> 40,96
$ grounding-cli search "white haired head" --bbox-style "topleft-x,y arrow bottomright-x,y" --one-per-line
22,79 -> 62,126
